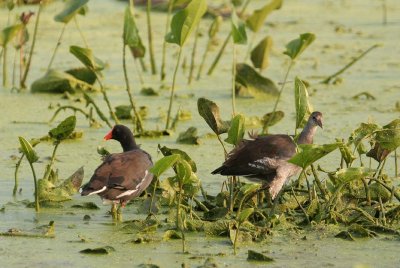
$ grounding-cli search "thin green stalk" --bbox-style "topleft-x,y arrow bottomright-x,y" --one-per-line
188,25 -> 200,85
176,185 -> 186,253
28,161 -> 39,212
265,60 -> 294,127
161,0 -> 174,81
165,47 -> 183,130
123,45 -> 144,134
382,0 -> 387,25
146,0 -> 157,74
206,0 -> 251,75
311,164 -> 327,200
291,187 -> 310,224
95,73 -> 120,125
233,222 -> 240,255
231,44 -> 237,115
139,57 -> 147,72
362,178 -> 371,206
196,38 -> 211,80
42,141 -> 60,182
207,32 -> 231,76
74,16 -> 89,48
216,134 -> 228,157
244,31 -> 256,62
47,23 -> 67,71
378,196 -> 386,225
13,154 -> 25,196
320,44 -> 380,84
395,150 -> 398,177
83,92 -> 112,128
134,59 -> 144,86
3,47 -> 7,87
12,48 -> 18,89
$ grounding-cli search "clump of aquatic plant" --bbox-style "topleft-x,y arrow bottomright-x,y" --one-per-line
164,0 -> 207,130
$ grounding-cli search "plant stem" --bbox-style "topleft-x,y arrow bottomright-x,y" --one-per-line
231,44 -> 236,115
320,44 -> 381,84
146,0 -> 157,75
47,23 -> 67,71
21,1 -> 43,89
362,178 -> 371,206
196,38 -> 211,80
265,60 -> 294,127
188,25 -> 200,85
74,16 -> 89,48
382,0 -> 387,25
83,92 -> 112,128
13,154 -> 24,196
123,45 -> 144,134
233,222 -> 240,255
395,150 -> 398,177
42,141 -> 60,182
160,0 -> 174,81
207,32 -> 231,76
311,164 -> 327,200
3,47 -> 7,87
206,0 -> 251,76
95,73 -> 120,125
165,47 -> 182,130
134,58 -> 144,86
291,187 -> 309,224
216,134 -> 228,157
29,162 -> 39,212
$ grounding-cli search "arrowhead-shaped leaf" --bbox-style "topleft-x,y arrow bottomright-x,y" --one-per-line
283,33 -> 316,60
375,119 -> 400,151
54,0 -> 89,24
165,0 -> 207,46
19,136 -> 39,164
334,167 -> 375,184
197,98 -> 230,135
231,11 -> 247,45
294,77 -> 312,129
49,115 -> 76,141
69,45 -> 105,71
246,0 -> 282,32
251,36 -> 273,70
0,24 -> 23,47
123,6 -> 145,58
225,114 -> 245,145
237,207 -> 254,224
288,143 -> 339,169
236,63 -> 279,97
150,154 -> 180,177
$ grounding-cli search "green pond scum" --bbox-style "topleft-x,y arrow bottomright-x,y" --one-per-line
0,0 -> 399,267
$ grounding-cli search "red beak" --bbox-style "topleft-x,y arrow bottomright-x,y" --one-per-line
104,129 -> 113,140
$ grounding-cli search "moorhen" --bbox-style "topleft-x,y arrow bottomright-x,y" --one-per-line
80,125 -> 153,219
212,111 -> 323,200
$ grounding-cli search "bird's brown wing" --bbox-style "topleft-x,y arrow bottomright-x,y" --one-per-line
212,134 -> 296,176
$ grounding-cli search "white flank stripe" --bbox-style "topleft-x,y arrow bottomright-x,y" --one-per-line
115,170 -> 149,199
87,186 -> 107,196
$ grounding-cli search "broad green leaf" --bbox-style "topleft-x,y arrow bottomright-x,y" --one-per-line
251,36 -> 273,70
197,98 -> 230,135
246,0 -> 282,32
0,24 -> 23,47
236,63 -> 279,97
158,145 -> 197,172
237,207 -> 254,224
366,142 -> 390,163
375,119 -> 400,151
165,0 -> 207,46
31,69 -> 79,93
231,11 -> 247,45
337,140 -> 356,166
225,114 -> 245,145
7,0 -> 15,11
239,183 -> 260,197
150,154 -> 180,177
176,159 -> 192,184
123,6 -> 145,58
334,167 -> 375,183
49,115 -> 76,141
261,111 -> 284,132
294,77 -> 312,129
349,122 -> 380,148
203,207 -> 229,221
19,137 -> 39,164
231,0 -> 243,7
283,33 -> 316,60
54,0 -> 89,24
65,67 -> 97,85
288,143 -> 339,169
69,45 -> 105,71
208,15 -> 222,39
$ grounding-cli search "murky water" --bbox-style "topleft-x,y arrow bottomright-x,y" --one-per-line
0,0 -> 399,267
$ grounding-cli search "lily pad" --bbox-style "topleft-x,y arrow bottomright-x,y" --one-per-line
176,127 -> 200,145
235,63 -> 279,97
31,70 -> 80,94
80,246 -> 115,255
247,250 -> 274,262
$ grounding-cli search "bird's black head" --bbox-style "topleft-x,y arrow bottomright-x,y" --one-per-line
310,111 -> 323,128
104,125 -> 137,151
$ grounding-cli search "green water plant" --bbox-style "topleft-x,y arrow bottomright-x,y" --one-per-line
146,0 -> 157,74
48,0 -> 89,70
0,23 -> 23,86
266,33 -> 315,127
164,0 -> 207,129
250,36 -> 272,72
69,45 -> 119,124
18,136 -> 40,211
122,3 -> 145,134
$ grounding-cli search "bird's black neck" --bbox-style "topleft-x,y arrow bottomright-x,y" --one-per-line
120,134 -> 138,152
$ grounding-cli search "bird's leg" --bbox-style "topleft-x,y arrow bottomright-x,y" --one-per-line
116,204 -> 122,222
269,190 -> 283,217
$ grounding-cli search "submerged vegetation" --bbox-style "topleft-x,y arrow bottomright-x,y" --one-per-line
0,0 -> 399,266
